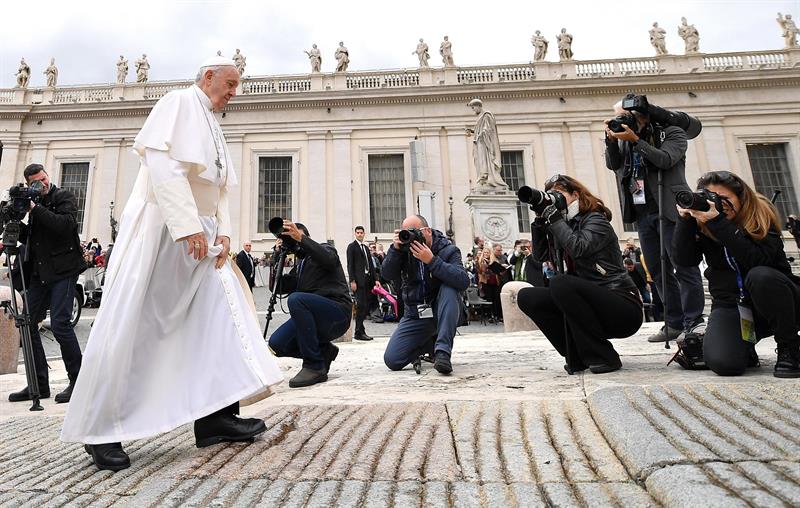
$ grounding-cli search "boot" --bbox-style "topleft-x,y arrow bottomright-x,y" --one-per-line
589,358 -> 622,374
289,367 -> 328,388
433,351 -> 452,375
84,443 -> 131,471
321,343 -> 339,373
194,412 -> 267,448
8,386 -> 50,402
354,333 -> 373,341
774,342 -> 800,378
55,381 -> 75,403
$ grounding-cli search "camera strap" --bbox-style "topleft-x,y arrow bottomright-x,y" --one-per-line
723,247 -> 757,344
722,247 -> 747,301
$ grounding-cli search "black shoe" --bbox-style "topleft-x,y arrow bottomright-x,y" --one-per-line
434,351 -> 452,375
747,346 -> 760,368
194,413 -> 267,448
372,316 -> 385,324
354,333 -> 373,341
54,382 -> 75,403
289,367 -> 328,388
774,343 -> 800,378
8,386 -> 50,402
589,359 -> 622,374
84,443 -> 131,471
321,344 -> 339,373
564,363 -> 588,375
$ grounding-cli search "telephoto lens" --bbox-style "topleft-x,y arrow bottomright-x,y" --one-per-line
518,186 -> 567,214
674,190 -> 711,211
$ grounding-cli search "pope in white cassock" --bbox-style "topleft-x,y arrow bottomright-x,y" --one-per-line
61,57 -> 283,471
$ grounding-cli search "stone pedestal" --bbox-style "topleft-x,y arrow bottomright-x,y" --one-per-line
500,281 -> 538,333
464,190 -> 520,249
0,286 -> 23,375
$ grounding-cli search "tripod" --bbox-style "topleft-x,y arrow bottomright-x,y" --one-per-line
262,247 -> 289,340
1,221 -> 43,411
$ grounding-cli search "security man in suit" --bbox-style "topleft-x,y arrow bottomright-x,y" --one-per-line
235,240 -> 256,291
346,225 -> 376,341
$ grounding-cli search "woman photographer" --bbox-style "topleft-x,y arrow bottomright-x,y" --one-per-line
517,175 -> 643,374
673,170 -> 800,378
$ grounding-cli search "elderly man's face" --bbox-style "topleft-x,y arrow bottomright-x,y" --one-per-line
401,217 -> 433,246
201,66 -> 239,112
493,244 -> 503,256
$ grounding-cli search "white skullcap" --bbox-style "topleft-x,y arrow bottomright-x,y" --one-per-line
199,56 -> 236,69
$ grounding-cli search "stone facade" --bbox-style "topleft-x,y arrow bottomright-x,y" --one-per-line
1,49 -> 799,263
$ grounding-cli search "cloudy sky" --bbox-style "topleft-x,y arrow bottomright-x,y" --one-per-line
1,0 -> 796,88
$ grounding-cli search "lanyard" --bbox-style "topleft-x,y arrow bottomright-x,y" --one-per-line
297,258 -> 305,283
418,261 -> 429,304
722,247 -> 747,302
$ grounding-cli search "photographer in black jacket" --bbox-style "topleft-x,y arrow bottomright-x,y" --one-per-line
267,221 -> 353,388
516,175 -> 643,374
8,164 -> 84,403
673,171 -> 800,378
605,94 -> 705,343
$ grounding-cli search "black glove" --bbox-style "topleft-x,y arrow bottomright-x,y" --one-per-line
541,204 -> 564,224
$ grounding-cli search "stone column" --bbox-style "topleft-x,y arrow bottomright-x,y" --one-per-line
90,138 -> 123,242
116,141 -> 140,212
540,123 -> 567,178
445,129 -> 473,249
698,117 -> 730,172
419,127 -> 445,229
567,122 -> 599,189
331,130 -> 353,262
0,140 -> 21,191
225,134 -> 245,248
306,130 -> 328,239
29,141 -> 49,169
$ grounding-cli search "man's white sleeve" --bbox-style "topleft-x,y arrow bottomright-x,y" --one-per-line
216,185 -> 232,239
145,148 -> 203,241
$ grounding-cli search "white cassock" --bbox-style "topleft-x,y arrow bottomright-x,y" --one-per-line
61,84 -> 283,444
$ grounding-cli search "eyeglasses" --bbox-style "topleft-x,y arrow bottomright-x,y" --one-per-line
545,174 -> 572,191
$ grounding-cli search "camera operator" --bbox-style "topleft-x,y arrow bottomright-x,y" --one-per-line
267,221 -> 353,387
516,175 -> 643,374
382,215 -> 469,374
605,94 -> 705,343
673,171 -> 800,378
8,163 -> 84,403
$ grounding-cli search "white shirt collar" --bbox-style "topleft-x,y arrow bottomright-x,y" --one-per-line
192,84 -> 213,112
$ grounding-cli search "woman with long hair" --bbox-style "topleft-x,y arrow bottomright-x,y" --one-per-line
517,174 -> 643,374
673,170 -> 800,377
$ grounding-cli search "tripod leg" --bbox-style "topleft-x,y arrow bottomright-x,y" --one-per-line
657,170 -> 671,350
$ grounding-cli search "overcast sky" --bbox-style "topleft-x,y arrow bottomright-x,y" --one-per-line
1,0 -> 797,88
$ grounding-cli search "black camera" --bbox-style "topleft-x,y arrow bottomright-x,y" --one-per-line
674,189 -> 724,213
268,216 -> 300,252
398,228 -> 425,252
607,114 -> 638,133
620,93 -> 702,140
621,93 -> 648,112
1,182 -> 43,223
517,185 -> 567,214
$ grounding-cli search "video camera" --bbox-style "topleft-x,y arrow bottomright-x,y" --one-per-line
517,185 -> 568,215
268,216 -> 301,252
617,93 -> 702,139
674,189 -> 725,213
397,228 -> 425,252
1,181 -> 44,247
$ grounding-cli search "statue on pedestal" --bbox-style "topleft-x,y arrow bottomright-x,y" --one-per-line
135,54 -> 150,83
556,29 -> 573,61
305,44 -> 322,72
649,22 -> 668,55
466,99 -> 508,191
531,30 -> 548,61
44,58 -> 58,87
677,17 -> 700,53
335,42 -> 349,72
15,58 -> 30,88
440,36 -> 454,66
233,49 -> 246,76
116,55 -> 128,84
777,12 -> 799,48
413,38 -> 430,67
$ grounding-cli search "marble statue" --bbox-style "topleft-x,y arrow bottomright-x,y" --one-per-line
135,54 -> 150,83
116,55 -> 128,84
44,58 -> 58,87
233,49 -> 246,76
556,29 -> 573,61
440,36 -> 454,66
305,44 -> 322,73
413,38 -> 430,67
466,99 -> 508,190
531,30 -> 548,61
335,42 -> 349,72
15,58 -> 30,88
649,22 -> 668,55
777,13 -> 799,48
677,17 -> 700,53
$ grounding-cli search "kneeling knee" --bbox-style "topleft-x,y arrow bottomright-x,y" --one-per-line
384,354 -> 407,371
705,356 -> 746,377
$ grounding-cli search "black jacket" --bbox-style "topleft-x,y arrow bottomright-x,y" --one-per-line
627,263 -> 649,297
605,124 -> 692,224
281,236 -> 353,317
346,240 -> 375,287
235,250 -> 256,287
19,185 -> 85,285
673,214 -> 798,308
508,251 -> 544,286
534,212 -> 638,293
381,229 -> 470,318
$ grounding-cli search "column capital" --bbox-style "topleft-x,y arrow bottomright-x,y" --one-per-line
418,126 -> 442,136
102,137 -> 125,147
539,122 -> 565,133
307,130 -> 328,141
567,122 -> 592,132
331,129 -> 352,140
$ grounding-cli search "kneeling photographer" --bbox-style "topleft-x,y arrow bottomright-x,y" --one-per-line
382,215 -> 469,374
673,171 -> 800,378
267,220 -> 352,388
7,164 -> 84,403
516,175 -> 643,374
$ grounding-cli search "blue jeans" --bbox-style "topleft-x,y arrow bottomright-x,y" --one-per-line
636,214 -> 704,330
384,285 -> 460,371
268,292 -> 350,370
27,274 -> 83,390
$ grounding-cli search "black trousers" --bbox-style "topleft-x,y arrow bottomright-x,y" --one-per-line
482,283 -> 502,319
354,277 -> 372,335
705,266 -> 800,376
517,275 -> 643,368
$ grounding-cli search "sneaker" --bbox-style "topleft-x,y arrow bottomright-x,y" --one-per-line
774,343 -> 800,378
433,351 -> 453,375
647,325 -> 682,343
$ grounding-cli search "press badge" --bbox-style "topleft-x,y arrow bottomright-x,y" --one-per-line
632,179 -> 647,205
738,303 -> 757,344
417,304 -> 434,319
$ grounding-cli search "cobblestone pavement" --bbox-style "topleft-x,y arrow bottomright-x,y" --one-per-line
2,321 -> 799,506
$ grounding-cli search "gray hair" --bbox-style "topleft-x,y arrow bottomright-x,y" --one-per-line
195,65 -> 226,83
